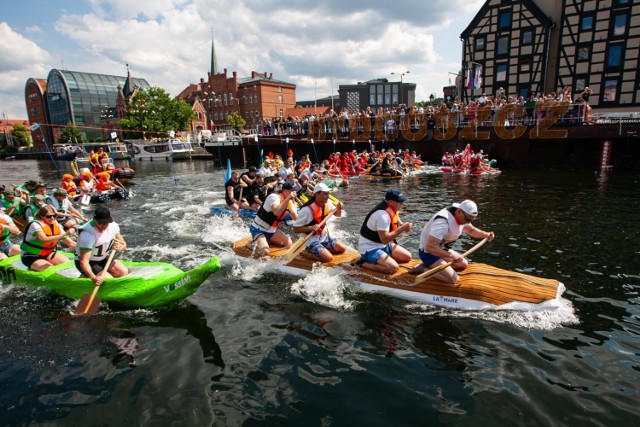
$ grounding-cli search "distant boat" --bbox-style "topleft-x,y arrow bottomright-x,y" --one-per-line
127,138 -> 194,161
52,144 -> 80,161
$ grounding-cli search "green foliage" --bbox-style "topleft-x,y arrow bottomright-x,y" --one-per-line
227,111 -> 246,134
10,124 -> 32,147
58,123 -> 83,144
120,87 -> 196,139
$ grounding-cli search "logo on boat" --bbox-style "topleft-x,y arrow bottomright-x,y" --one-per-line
164,275 -> 189,293
0,266 -> 16,284
432,295 -> 458,304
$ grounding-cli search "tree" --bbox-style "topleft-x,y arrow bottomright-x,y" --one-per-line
227,111 -> 246,134
58,123 -> 83,144
9,124 -> 32,147
120,87 -> 195,139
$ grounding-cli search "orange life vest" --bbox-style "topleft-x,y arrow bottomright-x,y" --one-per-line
20,220 -> 61,256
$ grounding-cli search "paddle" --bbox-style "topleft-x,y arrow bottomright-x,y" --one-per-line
75,249 -> 117,315
414,238 -> 488,285
284,210 -> 335,262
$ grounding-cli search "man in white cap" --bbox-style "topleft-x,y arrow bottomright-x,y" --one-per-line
411,199 -> 495,283
292,182 -> 345,262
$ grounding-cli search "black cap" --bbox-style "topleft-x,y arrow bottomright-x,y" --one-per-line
281,182 -> 295,191
249,166 -> 257,172
94,206 -> 113,224
385,189 -> 408,203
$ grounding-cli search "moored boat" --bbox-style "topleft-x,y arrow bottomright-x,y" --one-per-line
0,252 -> 221,308
127,138 -> 194,161
231,237 -> 565,311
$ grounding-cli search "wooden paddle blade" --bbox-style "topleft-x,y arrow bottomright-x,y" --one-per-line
74,294 -> 101,315
413,262 -> 451,285
285,237 -> 306,261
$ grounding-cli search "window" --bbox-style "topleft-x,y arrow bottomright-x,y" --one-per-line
577,46 -> 590,62
496,64 -> 507,81
606,44 -> 623,68
376,84 -> 383,105
475,36 -> 486,51
603,79 -> 618,102
615,0 -> 629,6
499,10 -> 511,29
497,36 -> 509,55
581,16 -> 594,31
278,86 -> 282,92
519,56 -> 532,72
521,29 -> 534,45
278,95 -> 283,103
612,14 -> 627,37
575,77 -> 587,93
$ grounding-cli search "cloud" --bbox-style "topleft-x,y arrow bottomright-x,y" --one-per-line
2,0 -> 485,118
0,22 -> 51,118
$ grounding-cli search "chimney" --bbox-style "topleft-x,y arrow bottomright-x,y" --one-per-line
233,71 -> 237,79
200,78 -> 204,83
269,73 -> 272,79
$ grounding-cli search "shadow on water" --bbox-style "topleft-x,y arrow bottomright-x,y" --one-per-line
0,286 -> 224,425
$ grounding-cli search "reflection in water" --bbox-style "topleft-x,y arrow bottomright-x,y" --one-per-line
1,160 -> 639,425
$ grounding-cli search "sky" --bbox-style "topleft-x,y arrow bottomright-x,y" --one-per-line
0,0 -> 485,120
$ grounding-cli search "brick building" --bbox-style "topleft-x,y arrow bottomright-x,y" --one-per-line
176,38 -> 296,134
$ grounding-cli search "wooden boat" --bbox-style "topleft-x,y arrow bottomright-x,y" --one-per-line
0,252 -> 220,308
231,237 -> 565,311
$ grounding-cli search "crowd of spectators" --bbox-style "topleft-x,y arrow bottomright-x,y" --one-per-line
250,86 -> 594,139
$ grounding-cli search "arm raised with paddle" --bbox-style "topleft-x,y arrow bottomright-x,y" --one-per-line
285,209 -> 335,262
414,238 -> 488,285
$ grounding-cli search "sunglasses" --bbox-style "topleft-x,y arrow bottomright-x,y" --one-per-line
462,211 -> 475,222
44,214 -> 57,219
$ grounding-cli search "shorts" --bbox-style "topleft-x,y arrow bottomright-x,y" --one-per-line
21,250 -> 56,268
1,240 -> 14,256
360,244 -> 393,264
75,257 -> 109,276
307,236 -> 338,257
250,224 -> 275,241
418,249 -> 441,267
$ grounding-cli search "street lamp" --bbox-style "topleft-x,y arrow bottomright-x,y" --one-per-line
391,70 -> 410,106
429,94 -> 435,106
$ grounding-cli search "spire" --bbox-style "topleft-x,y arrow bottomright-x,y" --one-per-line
211,31 -> 219,75
122,62 -> 135,99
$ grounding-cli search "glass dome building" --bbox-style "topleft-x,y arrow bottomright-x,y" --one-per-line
44,69 -> 151,142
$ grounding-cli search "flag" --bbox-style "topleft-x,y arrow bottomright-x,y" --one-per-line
224,158 -> 231,183
474,64 -> 483,90
466,67 -> 473,90
210,118 -> 215,132
287,149 -> 294,158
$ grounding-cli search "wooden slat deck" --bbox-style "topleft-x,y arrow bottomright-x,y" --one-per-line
231,237 -> 561,307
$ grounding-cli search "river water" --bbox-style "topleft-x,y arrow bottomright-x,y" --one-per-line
0,159 -> 638,426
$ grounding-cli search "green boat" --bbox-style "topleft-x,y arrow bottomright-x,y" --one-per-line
0,252 -> 220,308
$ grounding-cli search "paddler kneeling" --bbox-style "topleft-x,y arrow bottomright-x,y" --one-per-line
410,200 -> 495,283
75,206 -> 128,286
292,182 -> 346,263
248,181 -> 298,257
20,205 -> 76,272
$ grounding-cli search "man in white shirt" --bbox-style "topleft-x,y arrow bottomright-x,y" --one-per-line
411,200 -> 494,283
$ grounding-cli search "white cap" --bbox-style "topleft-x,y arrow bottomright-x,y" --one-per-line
452,200 -> 478,217
313,183 -> 331,193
